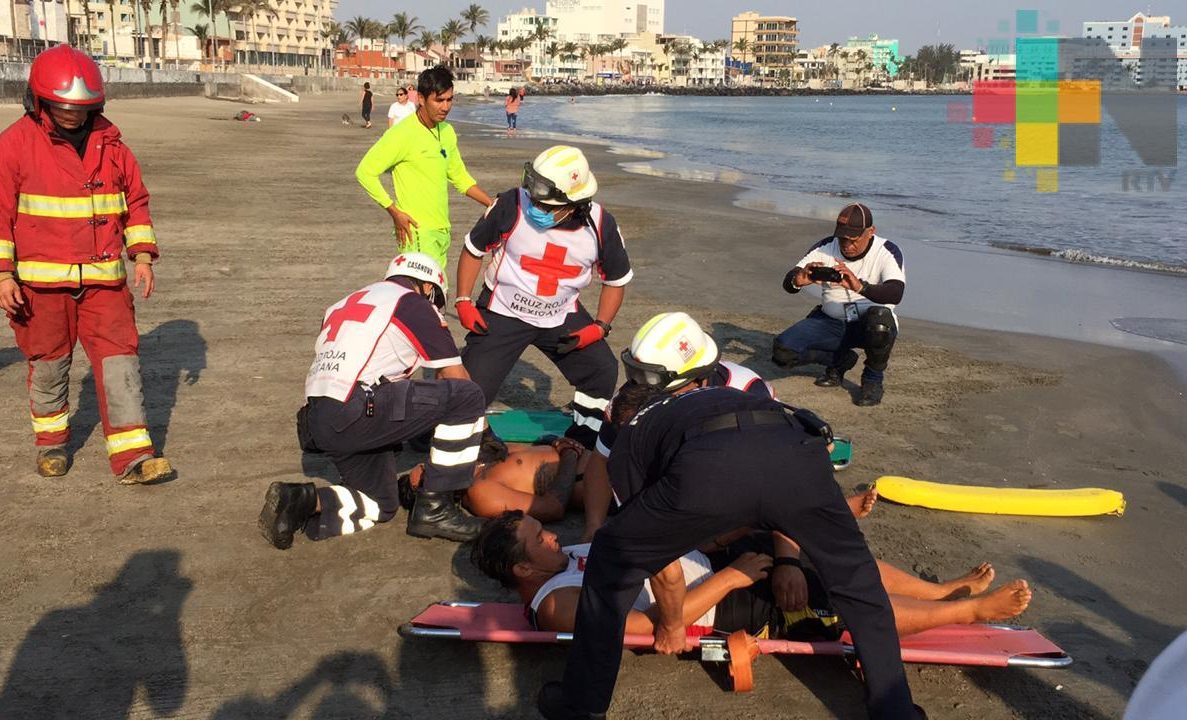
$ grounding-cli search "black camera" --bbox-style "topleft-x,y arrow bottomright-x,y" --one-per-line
808,266 -> 844,283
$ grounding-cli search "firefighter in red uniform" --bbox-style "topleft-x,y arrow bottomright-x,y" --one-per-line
0,46 -> 173,484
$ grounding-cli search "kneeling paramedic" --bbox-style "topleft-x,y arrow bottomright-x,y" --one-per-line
538,385 -> 920,720
0,46 -> 172,484
258,253 -> 487,549
772,203 -> 905,407
454,145 -> 632,450
580,311 -> 778,537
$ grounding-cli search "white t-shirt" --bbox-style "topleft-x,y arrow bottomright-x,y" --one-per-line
387,100 -> 416,125
530,544 -> 717,629
796,234 -> 905,321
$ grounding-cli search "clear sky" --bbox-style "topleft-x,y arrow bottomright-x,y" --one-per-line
334,1 -> 1187,54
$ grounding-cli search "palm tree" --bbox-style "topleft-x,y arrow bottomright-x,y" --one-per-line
192,0 -> 233,66
157,0 -> 179,66
246,0 -> 277,66
414,29 -> 437,53
389,12 -> 420,53
439,19 -> 465,50
460,3 -> 488,41
138,0 -> 157,67
188,23 -> 209,58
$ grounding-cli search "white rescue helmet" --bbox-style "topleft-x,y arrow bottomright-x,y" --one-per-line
622,312 -> 720,391
523,145 -> 598,206
384,252 -> 448,308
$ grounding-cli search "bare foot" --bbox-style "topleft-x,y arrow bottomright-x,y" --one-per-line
940,562 -> 996,599
973,580 -> 1032,622
847,488 -> 877,519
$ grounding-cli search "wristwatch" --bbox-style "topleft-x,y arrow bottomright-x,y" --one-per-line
594,320 -> 612,336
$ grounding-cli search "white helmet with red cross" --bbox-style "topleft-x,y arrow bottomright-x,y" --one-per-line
384,252 -> 448,307
622,312 -> 720,391
523,145 -> 598,206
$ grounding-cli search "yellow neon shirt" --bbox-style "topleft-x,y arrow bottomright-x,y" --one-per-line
354,115 -> 478,231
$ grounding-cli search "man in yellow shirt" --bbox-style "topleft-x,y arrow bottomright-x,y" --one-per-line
355,66 -> 493,268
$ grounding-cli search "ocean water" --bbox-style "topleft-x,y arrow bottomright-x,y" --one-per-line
458,94 -> 1186,272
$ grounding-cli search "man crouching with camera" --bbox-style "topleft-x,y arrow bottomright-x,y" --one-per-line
772,203 -> 905,407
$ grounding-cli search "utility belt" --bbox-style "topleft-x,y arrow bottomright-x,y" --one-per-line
296,378 -> 401,453
685,405 -> 834,447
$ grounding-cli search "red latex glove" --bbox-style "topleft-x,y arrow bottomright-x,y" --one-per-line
456,300 -> 488,335
557,323 -> 605,354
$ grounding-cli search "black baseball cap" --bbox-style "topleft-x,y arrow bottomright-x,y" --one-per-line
834,203 -> 873,239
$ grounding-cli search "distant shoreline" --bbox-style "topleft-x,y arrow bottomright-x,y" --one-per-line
514,83 -> 970,98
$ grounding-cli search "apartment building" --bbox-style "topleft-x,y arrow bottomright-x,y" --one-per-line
730,11 -> 797,85
1082,12 -> 1185,89
546,0 -> 663,45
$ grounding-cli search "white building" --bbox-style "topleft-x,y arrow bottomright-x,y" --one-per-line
546,0 -> 663,45
1082,12 -> 1185,89
658,34 -> 724,86
496,7 -> 573,79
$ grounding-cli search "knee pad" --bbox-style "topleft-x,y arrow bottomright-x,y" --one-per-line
863,307 -> 895,351
771,340 -> 799,368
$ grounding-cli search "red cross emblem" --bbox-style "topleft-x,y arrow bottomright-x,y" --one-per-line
393,256 -> 407,266
322,291 -> 377,341
520,243 -> 583,297
678,340 -> 691,353
570,171 -> 580,182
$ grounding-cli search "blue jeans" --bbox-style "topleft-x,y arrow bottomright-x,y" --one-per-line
774,308 -> 896,384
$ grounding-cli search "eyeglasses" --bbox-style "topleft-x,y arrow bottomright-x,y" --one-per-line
620,349 -> 715,389
522,162 -> 573,205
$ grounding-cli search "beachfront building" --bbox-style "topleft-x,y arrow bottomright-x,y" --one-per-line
961,51 -> 1016,82
546,0 -> 664,45
845,33 -> 900,81
495,8 -> 571,80
1082,12 -> 1186,89
730,11 -> 797,86
1,0 -> 70,60
654,33 -> 725,86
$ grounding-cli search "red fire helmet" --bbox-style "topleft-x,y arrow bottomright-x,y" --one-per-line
28,45 -> 105,111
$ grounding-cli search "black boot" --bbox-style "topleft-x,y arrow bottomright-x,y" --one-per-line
538,682 -> 607,720
406,490 -> 483,542
856,381 -> 885,407
815,350 -> 859,387
258,482 -> 317,550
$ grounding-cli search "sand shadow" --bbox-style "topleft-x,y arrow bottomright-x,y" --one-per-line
386,544 -> 541,718
139,319 -> 207,453
1156,481 -> 1187,509
708,320 -> 828,382
212,652 -> 392,719
0,549 -> 192,719
497,358 -> 556,411
0,345 -> 23,373
976,555 -> 1179,711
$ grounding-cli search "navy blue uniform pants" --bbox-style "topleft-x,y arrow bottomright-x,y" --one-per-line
561,422 -> 915,718
303,378 -> 485,539
461,288 -> 616,449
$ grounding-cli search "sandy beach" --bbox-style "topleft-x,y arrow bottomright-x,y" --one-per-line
0,92 -> 1183,719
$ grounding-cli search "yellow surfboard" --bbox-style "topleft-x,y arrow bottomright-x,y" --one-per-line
875,476 -> 1125,517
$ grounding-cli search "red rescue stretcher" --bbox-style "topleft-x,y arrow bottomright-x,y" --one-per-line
398,601 -> 1072,692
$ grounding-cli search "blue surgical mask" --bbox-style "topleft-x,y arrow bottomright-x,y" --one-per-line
525,203 -> 559,229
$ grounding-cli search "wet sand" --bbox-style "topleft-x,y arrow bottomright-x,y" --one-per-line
0,92 -> 1183,719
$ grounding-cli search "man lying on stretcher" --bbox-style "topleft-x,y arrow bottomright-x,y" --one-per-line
398,436 -> 877,530
471,510 -> 1032,639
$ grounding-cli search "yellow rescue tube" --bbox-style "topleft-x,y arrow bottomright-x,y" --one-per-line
875,476 -> 1126,517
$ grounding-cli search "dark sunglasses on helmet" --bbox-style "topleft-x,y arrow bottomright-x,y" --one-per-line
620,349 -> 715,389
522,162 -> 574,205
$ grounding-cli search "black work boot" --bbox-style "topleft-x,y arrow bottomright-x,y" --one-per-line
258,482 -> 318,550
815,350 -> 859,387
36,447 -> 69,477
538,682 -> 607,720
407,490 -> 483,542
856,381 -> 885,407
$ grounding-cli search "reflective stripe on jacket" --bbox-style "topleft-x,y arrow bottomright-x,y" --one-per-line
0,113 -> 158,288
